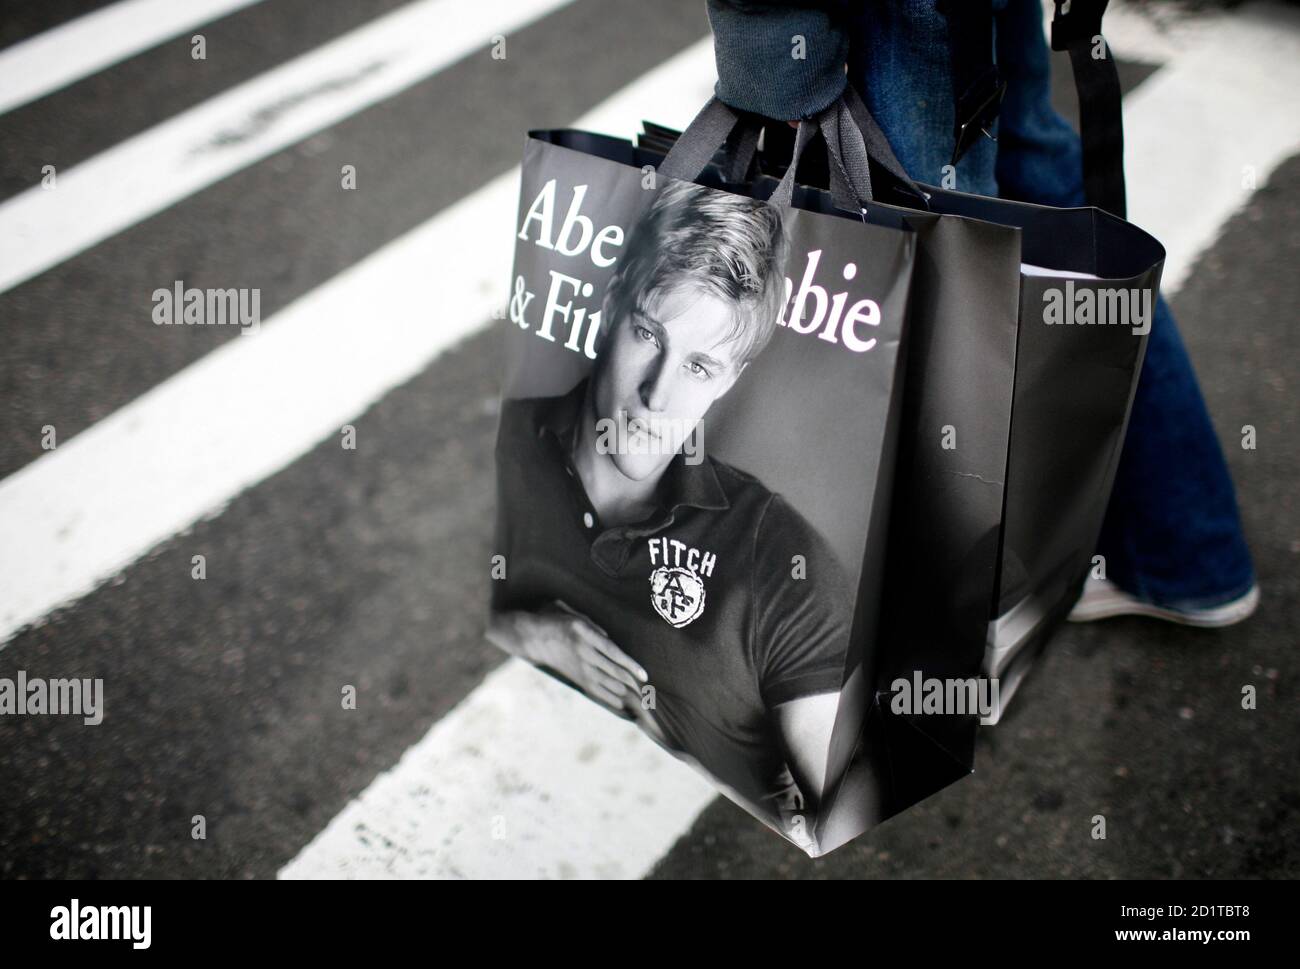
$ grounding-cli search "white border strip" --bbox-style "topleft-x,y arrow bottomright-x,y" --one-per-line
0,0 -> 266,115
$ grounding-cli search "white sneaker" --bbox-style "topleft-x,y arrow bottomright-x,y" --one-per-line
1067,577 -> 1260,628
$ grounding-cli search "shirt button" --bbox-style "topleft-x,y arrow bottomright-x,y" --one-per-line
582,512 -> 594,529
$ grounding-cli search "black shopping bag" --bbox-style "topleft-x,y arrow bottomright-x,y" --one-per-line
487,105 -> 921,855
934,187 -> 1163,716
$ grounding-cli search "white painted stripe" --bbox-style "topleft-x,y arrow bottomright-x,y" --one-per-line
1120,2 -> 1300,291
0,34 -> 717,645
0,0 -> 575,296
0,0 -> 265,115
279,661 -> 717,879
0,164 -> 512,642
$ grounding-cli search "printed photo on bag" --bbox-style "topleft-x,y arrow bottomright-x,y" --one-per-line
490,150 -> 911,854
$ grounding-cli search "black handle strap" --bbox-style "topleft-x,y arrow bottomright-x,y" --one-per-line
1051,0 -> 1126,218
659,88 -> 935,218
661,95 -> 878,214
768,117 -> 824,209
758,101 -> 873,213
840,83 -> 928,205
658,97 -> 764,185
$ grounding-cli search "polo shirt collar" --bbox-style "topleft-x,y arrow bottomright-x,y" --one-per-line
535,377 -> 731,515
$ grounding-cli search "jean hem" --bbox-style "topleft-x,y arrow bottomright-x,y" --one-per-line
1115,575 -> 1258,615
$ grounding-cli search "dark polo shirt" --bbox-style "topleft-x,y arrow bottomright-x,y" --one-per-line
491,377 -> 852,815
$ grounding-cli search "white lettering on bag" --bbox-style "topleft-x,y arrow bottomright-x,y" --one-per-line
517,179 -> 625,268
781,250 -> 880,352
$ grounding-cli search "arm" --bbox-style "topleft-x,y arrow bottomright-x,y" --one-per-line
486,603 -> 648,715
773,690 -> 840,809
750,494 -> 855,821
707,0 -> 851,120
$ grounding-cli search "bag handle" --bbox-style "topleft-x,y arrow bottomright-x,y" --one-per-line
768,115 -> 830,210
662,94 -> 909,216
657,97 -> 764,185
660,87 -> 931,215
839,83 -> 928,205
1050,0 -> 1126,218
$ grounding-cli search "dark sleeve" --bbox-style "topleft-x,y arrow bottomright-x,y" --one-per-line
750,492 -> 853,707
706,0 -> 851,120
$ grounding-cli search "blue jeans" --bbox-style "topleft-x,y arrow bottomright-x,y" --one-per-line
846,0 -> 1255,608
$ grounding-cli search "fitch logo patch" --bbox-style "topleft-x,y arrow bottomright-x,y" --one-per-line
646,537 -> 716,628
650,567 -> 706,628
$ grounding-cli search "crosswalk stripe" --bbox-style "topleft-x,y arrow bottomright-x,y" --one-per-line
0,160 -> 514,645
278,660 -> 718,879
1120,1 -> 1300,291
0,0 -> 267,115
0,0 -> 575,297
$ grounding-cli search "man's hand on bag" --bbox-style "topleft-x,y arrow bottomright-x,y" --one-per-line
517,602 -> 648,714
